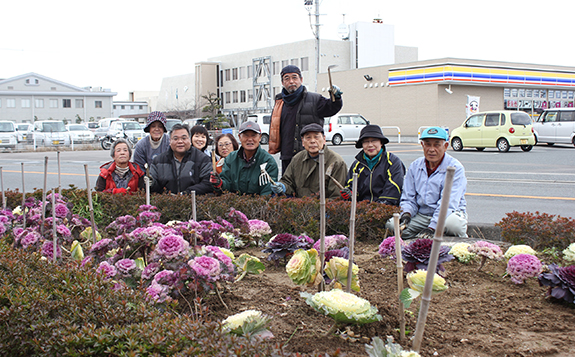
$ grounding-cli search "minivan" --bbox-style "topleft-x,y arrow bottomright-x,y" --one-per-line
0,121 -> 17,149
247,114 -> 270,144
32,120 -> 71,146
450,110 -> 535,152
533,108 -> 575,147
324,113 -> 369,145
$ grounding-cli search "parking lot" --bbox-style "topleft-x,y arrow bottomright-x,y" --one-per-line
0,142 -> 573,226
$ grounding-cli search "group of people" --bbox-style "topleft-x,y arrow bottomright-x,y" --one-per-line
96,64 -> 469,239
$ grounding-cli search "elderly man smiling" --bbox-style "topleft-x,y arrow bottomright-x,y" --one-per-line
270,123 -> 346,199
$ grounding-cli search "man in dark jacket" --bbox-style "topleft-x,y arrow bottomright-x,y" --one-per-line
150,123 -> 212,195
341,125 -> 405,205
210,121 -> 278,195
268,65 -> 343,174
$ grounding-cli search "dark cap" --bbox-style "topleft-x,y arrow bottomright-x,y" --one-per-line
239,121 -> 261,134
356,125 -> 389,148
300,123 -> 324,136
280,65 -> 302,78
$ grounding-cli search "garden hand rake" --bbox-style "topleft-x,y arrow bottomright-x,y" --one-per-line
259,163 -> 276,186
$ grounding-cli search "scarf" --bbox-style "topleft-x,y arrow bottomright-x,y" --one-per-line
114,165 -> 130,178
149,135 -> 163,150
363,149 -> 383,170
281,85 -> 304,106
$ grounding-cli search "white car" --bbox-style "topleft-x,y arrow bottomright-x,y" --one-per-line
32,120 -> 71,146
66,124 -> 95,143
0,121 -> 17,149
324,113 -> 370,145
15,123 -> 33,143
533,108 -> 575,147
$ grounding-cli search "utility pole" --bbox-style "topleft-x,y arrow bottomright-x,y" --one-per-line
305,0 -> 321,92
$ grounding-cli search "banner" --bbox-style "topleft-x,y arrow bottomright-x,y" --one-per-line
466,95 -> 480,117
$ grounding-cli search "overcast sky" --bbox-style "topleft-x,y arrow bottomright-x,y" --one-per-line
3,0 -> 575,100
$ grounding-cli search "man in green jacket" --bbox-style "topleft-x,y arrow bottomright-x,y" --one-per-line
210,121 -> 278,195
270,123 -> 347,199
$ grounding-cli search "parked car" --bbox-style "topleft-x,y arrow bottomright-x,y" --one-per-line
247,114 -> 271,144
15,123 -> 33,143
31,121 -> 71,147
87,122 -> 100,132
66,124 -> 96,143
533,108 -> 575,147
324,113 -> 370,145
183,118 -> 204,128
450,110 -> 535,152
0,121 -> 17,149
165,119 -> 182,132
100,121 -> 144,149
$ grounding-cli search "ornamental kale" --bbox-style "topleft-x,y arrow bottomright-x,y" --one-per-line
401,238 -> 454,274
313,234 -> 348,252
538,264 -> 575,304
506,253 -> 542,284
301,289 -> 382,325
286,248 -> 322,287
378,236 -> 405,259
263,233 -> 313,264
468,240 -> 504,271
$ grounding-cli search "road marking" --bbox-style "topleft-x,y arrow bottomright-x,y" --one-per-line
466,192 -> 575,201
3,169 -> 98,177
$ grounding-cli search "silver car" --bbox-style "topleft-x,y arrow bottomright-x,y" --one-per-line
32,121 -> 71,146
66,124 -> 96,143
324,113 -> 370,145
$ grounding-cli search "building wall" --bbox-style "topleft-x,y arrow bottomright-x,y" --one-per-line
349,22 -> 395,68
195,62 -> 219,112
112,101 -> 149,117
156,73 -> 196,112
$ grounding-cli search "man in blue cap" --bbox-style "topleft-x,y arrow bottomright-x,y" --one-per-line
268,65 -> 343,174
398,126 -> 468,239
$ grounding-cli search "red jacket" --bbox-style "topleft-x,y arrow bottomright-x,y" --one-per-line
96,161 -> 144,194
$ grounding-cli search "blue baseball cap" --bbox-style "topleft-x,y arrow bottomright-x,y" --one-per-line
420,126 -> 448,141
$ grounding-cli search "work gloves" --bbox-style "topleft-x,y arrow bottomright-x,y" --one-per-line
340,187 -> 352,200
399,212 -> 411,229
143,176 -> 153,187
416,227 -> 435,240
210,172 -> 223,189
329,85 -> 343,100
271,182 -> 286,194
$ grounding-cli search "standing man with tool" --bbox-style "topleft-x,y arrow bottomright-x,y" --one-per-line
269,65 -> 343,174
270,123 -> 346,199
398,127 -> 468,239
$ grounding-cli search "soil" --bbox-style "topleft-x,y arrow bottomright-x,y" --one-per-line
205,241 -> 575,357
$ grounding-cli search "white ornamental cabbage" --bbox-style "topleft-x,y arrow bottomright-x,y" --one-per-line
301,289 -> 382,325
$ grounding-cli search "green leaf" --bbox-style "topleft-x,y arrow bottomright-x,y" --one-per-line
399,288 -> 421,309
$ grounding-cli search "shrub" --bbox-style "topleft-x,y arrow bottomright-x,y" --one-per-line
0,240 -> 288,356
496,211 -> 575,251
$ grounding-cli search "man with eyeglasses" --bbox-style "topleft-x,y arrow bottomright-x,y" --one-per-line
268,65 -> 343,174
150,123 -> 212,195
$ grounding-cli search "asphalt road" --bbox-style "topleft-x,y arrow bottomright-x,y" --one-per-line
1,142 -> 574,226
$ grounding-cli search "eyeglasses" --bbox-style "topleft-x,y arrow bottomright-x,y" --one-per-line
171,136 -> 189,142
218,142 -> 233,148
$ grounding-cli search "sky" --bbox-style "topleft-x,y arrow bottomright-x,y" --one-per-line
2,0 -> 575,100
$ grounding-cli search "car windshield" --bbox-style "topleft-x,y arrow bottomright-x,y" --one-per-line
69,125 -> 88,131
510,112 -> 532,125
41,122 -> 67,132
17,124 -> 29,130
123,122 -> 141,130
0,122 -> 14,132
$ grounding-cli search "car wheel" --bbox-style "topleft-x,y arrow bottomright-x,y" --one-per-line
497,138 -> 510,152
572,136 -> 575,147
520,145 -> 533,152
476,147 -> 485,151
451,137 -> 463,151
101,137 -> 112,150
260,133 -> 269,145
332,134 -> 343,145
546,143 -> 555,146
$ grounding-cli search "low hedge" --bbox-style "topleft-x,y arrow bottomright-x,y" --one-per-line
3,188 -> 400,241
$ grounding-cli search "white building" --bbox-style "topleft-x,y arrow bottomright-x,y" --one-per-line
112,100 -> 149,118
0,73 -> 116,123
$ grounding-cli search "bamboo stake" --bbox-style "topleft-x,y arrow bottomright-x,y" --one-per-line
41,156 -> 48,235
51,190 -> 57,263
21,163 -> 26,229
412,167 -> 455,352
191,191 -> 197,246
84,165 -> 98,244
393,213 -> 406,340
0,167 -> 5,210
318,149 -> 326,292
144,164 -> 150,206
57,151 -> 62,195
346,172 -> 358,293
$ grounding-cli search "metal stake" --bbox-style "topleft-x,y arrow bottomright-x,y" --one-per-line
21,163 -> 26,229
0,167 -> 5,210
318,149 -> 326,291
41,156 -> 48,235
393,213 -> 406,340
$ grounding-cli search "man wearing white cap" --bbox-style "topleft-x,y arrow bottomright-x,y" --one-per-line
399,126 -> 468,239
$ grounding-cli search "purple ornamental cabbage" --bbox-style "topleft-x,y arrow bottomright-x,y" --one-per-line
263,233 -> 313,264
313,235 -> 348,252
97,261 -> 117,279
41,240 -> 62,260
19,230 -> 41,249
89,238 -> 117,258
378,236 -> 406,259
142,262 -> 161,280
506,254 -> 542,284
153,269 -> 177,286
538,264 -> 575,304
227,208 -> 250,233
401,238 -> 454,274
106,215 -> 137,236
189,256 -> 222,282
146,281 -> 172,303
138,204 -> 158,212
115,258 -> 138,277
154,234 -> 190,260
138,210 -> 161,226
54,203 -> 70,218
325,246 -> 350,263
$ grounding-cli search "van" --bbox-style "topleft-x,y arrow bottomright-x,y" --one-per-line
32,120 -> 71,146
450,110 -> 535,152
0,121 -> 17,149
247,114 -> 271,144
324,113 -> 369,145
533,108 -> 575,146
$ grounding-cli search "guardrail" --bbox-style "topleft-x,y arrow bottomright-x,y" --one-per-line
380,126 -> 401,143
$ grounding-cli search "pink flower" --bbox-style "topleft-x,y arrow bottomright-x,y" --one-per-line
146,281 -> 172,303
89,238 -> 115,255
379,236 -> 405,258
0,223 -> 5,236
189,256 -> 221,281
248,219 -> 272,238
138,210 -> 161,225
138,204 -> 157,212
468,241 -> 504,260
313,234 -> 348,252
155,234 -> 190,260
115,258 -> 138,277
97,261 -> 117,279
153,269 -> 176,286
54,203 -> 69,218
41,240 -> 61,259
56,224 -> 71,238
142,262 -> 161,280
20,230 -> 41,249
507,254 -> 543,284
